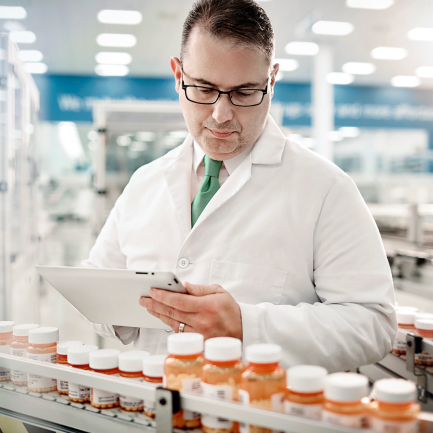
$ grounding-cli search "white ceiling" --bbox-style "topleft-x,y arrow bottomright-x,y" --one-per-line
4,0 -> 433,88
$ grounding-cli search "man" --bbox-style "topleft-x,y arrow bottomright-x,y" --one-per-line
83,0 -> 397,372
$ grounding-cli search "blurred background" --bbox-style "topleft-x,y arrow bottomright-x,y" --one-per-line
2,0 -> 433,350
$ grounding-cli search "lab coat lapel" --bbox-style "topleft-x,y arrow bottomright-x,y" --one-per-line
164,136 -> 193,238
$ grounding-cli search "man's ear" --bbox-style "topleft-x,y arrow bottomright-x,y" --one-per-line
269,62 -> 279,98
171,57 -> 182,94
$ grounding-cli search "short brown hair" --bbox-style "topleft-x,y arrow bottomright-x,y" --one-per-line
181,0 -> 274,64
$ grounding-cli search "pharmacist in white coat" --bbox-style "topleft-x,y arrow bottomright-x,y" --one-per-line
82,0 -> 397,372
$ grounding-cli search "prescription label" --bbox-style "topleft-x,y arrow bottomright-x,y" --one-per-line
27,352 -> 57,390
322,410 -> 367,428
238,389 -> 250,433
0,345 -> 10,378
201,382 -> 233,429
10,348 -> 27,383
143,380 -> 161,415
393,339 -> 406,352
370,417 -> 419,433
284,401 -> 322,420
91,388 -> 118,405
181,377 -> 201,420
69,382 -> 90,400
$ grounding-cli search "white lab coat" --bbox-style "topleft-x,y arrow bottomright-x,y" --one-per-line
82,115 -> 397,373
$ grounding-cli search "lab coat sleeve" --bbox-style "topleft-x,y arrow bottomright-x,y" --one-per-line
238,172 -> 397,372
80,194 -> 139,345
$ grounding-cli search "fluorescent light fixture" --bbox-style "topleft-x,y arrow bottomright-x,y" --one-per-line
117,135 -> 131,146
391,75 -> 420,87
275,71 -> 283,81
95,52 -> 132,65
87,130 -> 98,141
285,41 -> 319,56
326,72 -> 354,85
408,27 -> 433,42
18,50 -> 43,62
96,33 -> 136,48
135,131 -> 156,141
24,62 -> 47,74
58,122 -> 84,159
346,0 -> 394,9
275,58 -> 299,72
371,47 -> 407,60
95,64 -> 129,76
97,10 -> 142,25
9,31 -> 36,44
327,131 -> 343,142
342,62 -> 376,75
416,66 -> 433,78
339,127 -> 360,137
312,21 -> 354,36
0,6 -> 26,19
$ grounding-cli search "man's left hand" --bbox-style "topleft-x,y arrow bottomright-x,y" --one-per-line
139,282 -> 243,340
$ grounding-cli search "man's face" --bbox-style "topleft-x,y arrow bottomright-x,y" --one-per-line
171,28 -> 278,161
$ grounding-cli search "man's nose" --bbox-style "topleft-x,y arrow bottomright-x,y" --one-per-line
212,94 -> 234,124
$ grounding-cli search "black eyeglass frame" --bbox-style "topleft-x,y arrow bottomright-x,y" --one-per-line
181,68 -> 268,107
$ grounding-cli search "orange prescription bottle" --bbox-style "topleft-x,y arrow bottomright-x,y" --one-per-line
67,345 -> 98,403
118,351 -> 150,412
56,341 -> 83,395
142,355 -> 166,418
0,321 -> 15,382
89,349 -> 120,409
369,379 -> 420,433
10,324 -> 39,385
27,327 -> 59,393
201,337 -> 244,433
164,333 -> 205,429
284,365 -> 327,420
393,310 -> 416,355
415,319 -> 433,366
322,372 -> 368,428
239,344 -> 286,433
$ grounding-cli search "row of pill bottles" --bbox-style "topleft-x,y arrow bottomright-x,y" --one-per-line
0,321 -> 15,382
415,319 -> 433,366
118,351 -> 150,412
57,341 -> 84,395
164,333 -> 205,429
239,344 -> 286,433
10,324 -> 39,385
67,345 -> 98,402
142,355 -> 166,417
201,337 -> 244,433
27,327 -> 59,393
393,310 -> 416,355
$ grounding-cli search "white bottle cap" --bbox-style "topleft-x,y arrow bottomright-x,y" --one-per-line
374,379 -> 416,403
287,365 -> 328,393
13,324 -> 39,336
396,310 -> 415,325
324,373 -> 368,402
0,321 -> 15,333
416,319 -> 433,331
415,313 -> 433,328
205,337 -> 242,362
245,344 -> 282,364
119,351 -> 150,372
167,333 -> 204,355
28,327 -> 59,344
396,306 -> 418,312
89,349 -> 120,370
68,345 -> 99,365
143,355 -> 167,378
57,341 -> 84,355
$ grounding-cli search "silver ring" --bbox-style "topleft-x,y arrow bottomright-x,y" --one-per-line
178,323 -> 185,333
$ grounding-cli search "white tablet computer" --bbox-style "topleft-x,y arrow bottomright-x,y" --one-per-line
36,265 -> 186,330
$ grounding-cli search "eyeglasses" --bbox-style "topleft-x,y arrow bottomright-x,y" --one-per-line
181,68 -> 268,107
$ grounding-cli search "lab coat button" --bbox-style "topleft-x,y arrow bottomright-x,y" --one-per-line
178,258 -> 189,268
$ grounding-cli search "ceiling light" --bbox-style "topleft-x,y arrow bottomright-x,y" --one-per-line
18,50 -> 43,62
135,131 -> 156,141
339,127 -> 360,137
326,72 -> 354,85
0,6 -> 26,19
391,75 -> 420,87
371,47 -> 407,60
9,31 -> 36,44
275,71 -> 283,81
275,58 -> 299,72
97,10 -> 142,25
346,0 -> 394,9
95,52 -> 132,65
285,41 -> 319,56
342,62 -> 376,75
312,21 -> 354,36
95,64 -> 129,76
24,62 -> 47,74
408,28 -> 433,42
327,131 -> 343,142
96,33 -> 136,48
416,66 -> 433,78
117,135 -> 131,146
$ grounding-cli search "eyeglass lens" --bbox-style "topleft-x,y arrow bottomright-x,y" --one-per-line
185,87 -> 264,106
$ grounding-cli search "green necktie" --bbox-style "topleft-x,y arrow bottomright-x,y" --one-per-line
191,155 -> 223,227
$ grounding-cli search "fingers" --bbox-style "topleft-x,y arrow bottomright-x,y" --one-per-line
147,288 -> 200,312
140,297 -> 194,323
146,309 -> 194,333
183,282 -> 225,296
